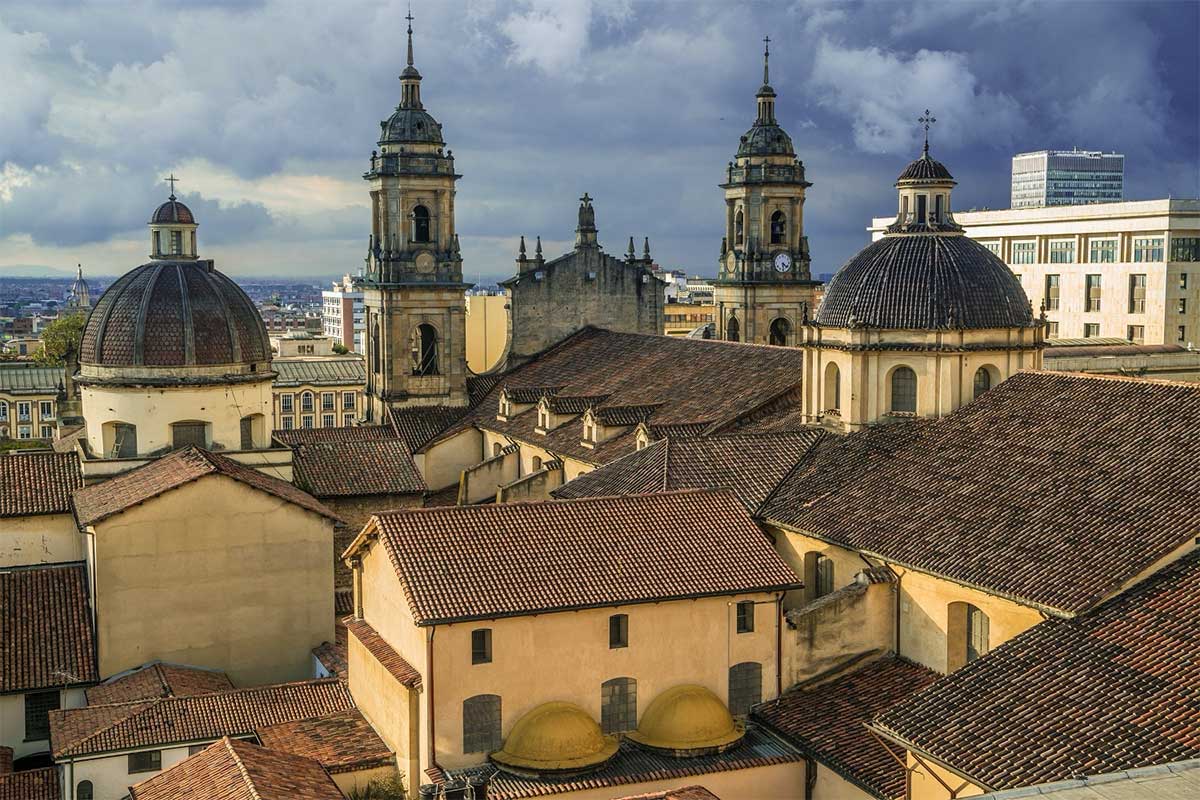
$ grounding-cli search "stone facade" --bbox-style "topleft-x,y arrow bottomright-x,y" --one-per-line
501,195 -> 663,364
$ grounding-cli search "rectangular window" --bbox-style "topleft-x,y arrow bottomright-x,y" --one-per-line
1044,275 -> 1060,310
1180,325 -> 1188,342
280,394 -> 294,413
981,241 -> 1001,256
40,425 -> 53,439
1170,237 -> 1200,262
321,392 -> 335,411
0,402 -> 7,421
1084,323 -> 1100,338
1085,274 -> 1102,312
601,678 -> 637,734
342,391 -> 356,410
1047,321 -> 1060,338
1182,274 -> 1190,290
1133,237 -> 1164,262
18,426 -> 31,440
471,629 -> 492,664
24,691 -> 59,741
1127,325 -> 1145,344
170,230 -> 182,255
1010,241 -> 1036,264
1089,239 -> 1117,263
171,422 -> 207,450
816,557 -> 835,597
916,194 -> 927,224
240,416 -> 254,450
17,402 -> 31,422
736,601 -> 755,634
342,413 -> 355,426
1180,298 -> 1188,314
933,194 -> 944,224
609,614 -> 628,649
281,416 -> 294,430
301,393 -> 314,412
128,750 -> 162,774
38,400 -> 53,419
188,744 -> 208,756
322,414 -> 335,428
1128,274 -> 1147,313
1048,240 -> 1075,263
301,415 -> 314,429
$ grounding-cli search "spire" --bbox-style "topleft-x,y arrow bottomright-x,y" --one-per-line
535,235 -> 543,262
627,237 -> 636,260
575,192 -> 598,249
76,263 -> 83,280
399,5 -> 423,108
406,5 -> 414,68
918,109 -> 936,157
643,237 -> 651,261
755,35 -> 776,124
518,235 -> 527,258
762,35 -> 770,86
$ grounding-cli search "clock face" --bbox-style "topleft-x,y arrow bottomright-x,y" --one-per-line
415,252 -> 435,273
774,252 -> 792,272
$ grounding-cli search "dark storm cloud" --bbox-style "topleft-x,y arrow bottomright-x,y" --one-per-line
0,0 -> 1195,280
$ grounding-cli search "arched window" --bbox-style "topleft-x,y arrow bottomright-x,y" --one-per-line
948,602 -> 991,672
107,422 -> 137,458
973,367 -> 993,399
823,362 -> 841,413
77,781 -> 94,800
728,662 -> 762,716
769,317 -> 790,346
531,455 -> 542,471
412,204 -> 431,243
411,324 -> 439,376
770,210 -> 786,244
734,210 -> 744,245
301,391 -> 315,413
370,319 -> 381,375
492,442 -> 502,457
933,194 -> 945,224
916,194 -> 928,225
601,677 -> 637,734
726,316 -> 740,343
890,366 -> 917,413
462,694 -> 502,754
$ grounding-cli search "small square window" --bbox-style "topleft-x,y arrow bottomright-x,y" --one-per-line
736,601 -> 755,634
1084,323 -> 1100,338
472,628 -> 492,665
1179,298 -> 1188,314
609,614 -> 628,649
128,750 -> 162,774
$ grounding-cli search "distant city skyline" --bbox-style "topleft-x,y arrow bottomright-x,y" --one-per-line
1,0 -> 1197,283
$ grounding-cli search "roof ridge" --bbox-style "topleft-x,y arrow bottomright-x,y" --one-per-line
225,737 -> 263,800
56,698 -> 158,755
1017,367 -> 1200,390
376,487 -> 733,518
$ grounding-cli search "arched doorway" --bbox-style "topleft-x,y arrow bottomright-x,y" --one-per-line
726,316 -> 740,342
769,317 -> 790,346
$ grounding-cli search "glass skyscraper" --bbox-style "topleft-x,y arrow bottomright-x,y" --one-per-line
1011,150 -> 1124,209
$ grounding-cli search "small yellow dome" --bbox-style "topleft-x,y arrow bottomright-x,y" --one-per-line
625,685 -> 745,755
491,702 -> 619,776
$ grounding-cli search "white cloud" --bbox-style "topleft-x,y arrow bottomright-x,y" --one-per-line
808,38 -> 1025,155
499,0 -> 633,75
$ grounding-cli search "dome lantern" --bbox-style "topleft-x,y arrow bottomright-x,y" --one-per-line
890,111 -> 959,233
149,174 -> 199,260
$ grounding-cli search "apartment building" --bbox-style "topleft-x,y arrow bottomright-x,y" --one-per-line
321,274 -> 364,352
871,199 -> 1200,345
1011,149 -> 1124,209
271,357 -> 365,432
0,363 -> 60,441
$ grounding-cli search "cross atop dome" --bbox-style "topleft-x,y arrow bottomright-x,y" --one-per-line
164,173 -> 180,200
918,109 -> 936,156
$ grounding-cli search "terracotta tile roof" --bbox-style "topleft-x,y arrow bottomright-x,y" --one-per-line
72,446 -> 340,527
612,788 -> 720,800
0,562 -> 98,694
292,438 -> 425,497
129,737 -> 343,800
762,372 -> 1200,615
257,708 -> 393,773
755,656 -> 940,799
273,424 -> 395,446
51,425 -> 85,454
453,725 -> 801,799
312,620 -> 348,679
874,549 -> 1200,792
343,617 -> 422,688
552,432 -> 822,513
720,405 -> 812,436
389,404 -> 471,451
480,405 -> 637,465
86,662 -> 234,706
365,490 -> 800,626
425,328 -> 803,458
0,452 -> 81,518
0,768 -> 60,800
50,678 -> 354,758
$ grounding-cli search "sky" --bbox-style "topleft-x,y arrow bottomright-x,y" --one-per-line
1,0 -> 1197,284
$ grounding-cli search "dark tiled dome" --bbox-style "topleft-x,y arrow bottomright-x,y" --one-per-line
150,198 -> 195,224
897,154 -> 955,183
380,107 -> 444,146
737,122 -> 795,158
815,235 -> 1034,330
81,261 -> 270,368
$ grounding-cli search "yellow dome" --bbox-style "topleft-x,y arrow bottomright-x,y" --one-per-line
490,702 -> 619,776
625,685 -> 745,755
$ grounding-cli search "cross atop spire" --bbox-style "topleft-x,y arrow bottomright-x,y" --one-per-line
580,192 -> 592,205
918,109 -> 936,156
406,5 -> 415,67
763,35 -> 771,85
164,173 -> 179,200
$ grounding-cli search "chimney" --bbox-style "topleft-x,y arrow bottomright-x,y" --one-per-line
0,746 -> 12,775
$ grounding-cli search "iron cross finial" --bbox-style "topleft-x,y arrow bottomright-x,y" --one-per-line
918,110 -> 936,155
580,192 -> 592,205
164,173 -> 179,200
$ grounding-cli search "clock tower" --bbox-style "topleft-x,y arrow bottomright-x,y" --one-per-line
362,12 -> 470,421
713,37 -> 820,346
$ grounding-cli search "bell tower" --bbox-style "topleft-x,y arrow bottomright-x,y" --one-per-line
713,37 -> 820,347
363,11 -> 470,420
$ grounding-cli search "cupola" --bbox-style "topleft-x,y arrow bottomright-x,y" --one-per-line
149,175 -> 199,260
625,685 -> 745,757
490,702 -> 619,777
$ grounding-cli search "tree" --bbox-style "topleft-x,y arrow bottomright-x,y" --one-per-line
35,313 -> 86,366
332,343 -> 349,355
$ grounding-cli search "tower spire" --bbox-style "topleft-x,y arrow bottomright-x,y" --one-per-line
762,35 -> 770,85
406,5 -> 414,68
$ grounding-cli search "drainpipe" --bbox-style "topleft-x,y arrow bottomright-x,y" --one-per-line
426,626 -> 442,788
775,591 -> 784,698
894,568 -> 903,658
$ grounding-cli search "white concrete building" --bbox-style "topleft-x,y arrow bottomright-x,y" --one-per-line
321,274 -> 364,352
871,199 -> 1200,346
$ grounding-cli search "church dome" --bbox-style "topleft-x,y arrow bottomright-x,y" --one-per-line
625,685 -> 745,755
737,123 -> 795,158
380,107 -> 444,146
897,152 -> 955,183
151,198 -> 195,225
490,702 -> 618,775
80,260 -> 270,372
814,234 -> 1034,330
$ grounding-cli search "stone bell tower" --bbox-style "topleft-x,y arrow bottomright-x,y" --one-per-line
362,11 -> 470,420
713,37 -> 820,347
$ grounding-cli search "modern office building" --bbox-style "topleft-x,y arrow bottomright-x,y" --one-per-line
1011,149 -> 1124,209
870,199 -> 1200,346
321,274 -> 365,352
